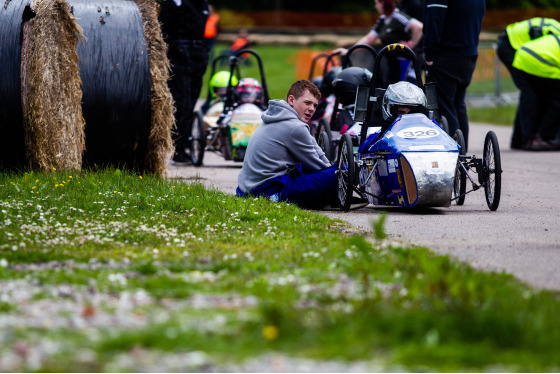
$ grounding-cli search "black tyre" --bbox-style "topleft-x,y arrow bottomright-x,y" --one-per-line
317,118 -> 334,161
190,111 -> 206,166
483,131 -> 502,211
453,129 -> 467,206
219,128 -> 232,160
337,133 -> 354,211
440,115 -> 449,135
318,131 -> 333,165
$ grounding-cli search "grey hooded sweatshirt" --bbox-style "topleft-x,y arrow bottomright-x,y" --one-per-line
237,99 -> 330,193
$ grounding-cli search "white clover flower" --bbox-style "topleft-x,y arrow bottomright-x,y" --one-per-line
0,258 -> 7,267
108,273 -> 127,286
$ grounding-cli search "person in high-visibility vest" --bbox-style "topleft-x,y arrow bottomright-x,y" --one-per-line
497,17 -> 560,149
512,33 -> 560,150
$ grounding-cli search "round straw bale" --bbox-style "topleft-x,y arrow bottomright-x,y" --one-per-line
132,0 -> 174,176
22,0 -> 86,171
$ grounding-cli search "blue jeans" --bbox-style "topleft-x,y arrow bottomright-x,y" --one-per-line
236,165 -> 338,209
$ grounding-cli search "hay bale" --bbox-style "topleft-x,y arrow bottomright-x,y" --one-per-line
132,0 -> 174,176
22,0 -> 85,170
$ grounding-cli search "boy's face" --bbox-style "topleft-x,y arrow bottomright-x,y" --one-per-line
287,89 -> 319,124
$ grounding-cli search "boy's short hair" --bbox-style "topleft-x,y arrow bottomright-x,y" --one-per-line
287,80 -> 321,101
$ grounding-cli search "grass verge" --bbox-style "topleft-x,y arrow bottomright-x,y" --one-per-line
1,169 -> 560,371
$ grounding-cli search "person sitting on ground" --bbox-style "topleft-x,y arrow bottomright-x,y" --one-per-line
236,80 -> 367,210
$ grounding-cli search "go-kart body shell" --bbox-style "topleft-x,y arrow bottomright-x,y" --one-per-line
224,103 -> 262,148
358,113 -> 459,207
203,101 -> 224,130
196,48 -> 269,163
203,101 -> 263,161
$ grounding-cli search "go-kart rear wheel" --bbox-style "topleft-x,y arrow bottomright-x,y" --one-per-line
318,131 -> 333,165
453,129 -> 467,205
337,133 -> 354,211
317,118 -> 334,161
483,131 -> 502,211
190,111 -> 206,166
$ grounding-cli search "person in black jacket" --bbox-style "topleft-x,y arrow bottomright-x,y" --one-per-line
159,0 -> 210,163
423,0 -> 485,153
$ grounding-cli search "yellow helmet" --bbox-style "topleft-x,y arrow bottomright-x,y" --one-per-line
210,71 -> 238,98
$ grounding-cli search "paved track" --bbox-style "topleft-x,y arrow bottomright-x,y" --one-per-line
167,123 -> 560,291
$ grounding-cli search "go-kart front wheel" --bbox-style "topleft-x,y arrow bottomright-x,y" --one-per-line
453,129 -> 467,206
318,131 -> 333,165
336,133 -> 354,211
189,111 -> 206,166
317,118 -> 334,161
483,131 -> 502,211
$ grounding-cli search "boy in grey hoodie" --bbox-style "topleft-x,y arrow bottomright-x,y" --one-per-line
236,80 -> 338,209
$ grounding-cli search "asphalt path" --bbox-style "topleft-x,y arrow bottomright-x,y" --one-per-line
166,123 -> 560,291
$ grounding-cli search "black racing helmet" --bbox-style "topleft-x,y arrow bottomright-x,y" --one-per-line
332,66 -> 373,106
311,76 -> 324,93
321,66 -> 342,97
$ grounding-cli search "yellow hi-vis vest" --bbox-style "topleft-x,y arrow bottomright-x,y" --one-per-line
513,34 -> 560,80
506,17 -> 560,50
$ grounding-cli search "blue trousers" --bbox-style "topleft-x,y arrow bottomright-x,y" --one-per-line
236,165 -> 338,209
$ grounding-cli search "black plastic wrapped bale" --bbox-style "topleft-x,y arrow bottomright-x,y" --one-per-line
70,0 -> 152,171
132,0 -> 174,176
0,0 -> 32,169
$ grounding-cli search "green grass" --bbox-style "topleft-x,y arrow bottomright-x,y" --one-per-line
468,104 -> 517,125
1,169 -> 560,371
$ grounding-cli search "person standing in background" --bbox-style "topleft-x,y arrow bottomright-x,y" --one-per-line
497,18 -> 560,150
334,0 -> 423,87
512,34 -> 560,151
423,0 -> 485,153
204,5 -> 220,62
159,0 -> 209,164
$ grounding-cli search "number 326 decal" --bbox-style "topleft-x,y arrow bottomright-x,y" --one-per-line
396,127 -> 439,139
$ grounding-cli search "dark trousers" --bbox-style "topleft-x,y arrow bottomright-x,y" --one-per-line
426,54 -> 477,153
523,73 -> 560,141
236,165 -> 338,210
496,31 -> 544,147
168,41 -> 209,152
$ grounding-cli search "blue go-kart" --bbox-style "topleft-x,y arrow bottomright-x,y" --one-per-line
336,44 -> 502,211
